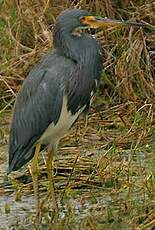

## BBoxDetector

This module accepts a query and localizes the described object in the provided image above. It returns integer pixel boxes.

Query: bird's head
[55,8,147,34]
[53,9,149,59]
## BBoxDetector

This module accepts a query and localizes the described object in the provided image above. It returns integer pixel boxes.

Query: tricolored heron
[8,9,146,216]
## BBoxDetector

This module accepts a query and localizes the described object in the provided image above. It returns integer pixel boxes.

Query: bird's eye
[79,16,86,23]
[80,16,97,24]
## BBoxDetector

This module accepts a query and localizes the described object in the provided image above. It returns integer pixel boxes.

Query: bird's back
[8,52,76,173]
[8,48,101,173]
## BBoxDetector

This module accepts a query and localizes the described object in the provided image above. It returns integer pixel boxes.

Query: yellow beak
[80,15,147,29]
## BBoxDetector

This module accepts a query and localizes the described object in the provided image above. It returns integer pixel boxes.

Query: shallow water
[0,114,154,229]
[0,141,153,229]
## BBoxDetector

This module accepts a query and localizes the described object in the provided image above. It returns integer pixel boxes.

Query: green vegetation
[0,0,155,229]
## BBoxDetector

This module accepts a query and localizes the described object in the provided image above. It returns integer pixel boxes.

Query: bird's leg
[84,114,88,131]
[46,147,59,216]
[30,143,41,215]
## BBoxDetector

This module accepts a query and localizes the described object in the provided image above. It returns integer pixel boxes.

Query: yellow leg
[46,147,59,216]
[30,143,41,215]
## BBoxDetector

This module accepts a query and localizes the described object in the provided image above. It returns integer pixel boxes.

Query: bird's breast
[38,96,84,146]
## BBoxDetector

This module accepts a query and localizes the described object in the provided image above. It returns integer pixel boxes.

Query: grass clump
[0,0,154,110]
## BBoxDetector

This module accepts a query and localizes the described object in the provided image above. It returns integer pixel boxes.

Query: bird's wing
[66,65,99,115]
[8,54,74,172]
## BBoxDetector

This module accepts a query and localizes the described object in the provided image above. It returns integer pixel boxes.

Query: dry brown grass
[0,0,154,110]
[1,107,155,229]
[0,1,155,228]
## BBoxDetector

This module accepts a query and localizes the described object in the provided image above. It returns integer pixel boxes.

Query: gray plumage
[8,9,103,173]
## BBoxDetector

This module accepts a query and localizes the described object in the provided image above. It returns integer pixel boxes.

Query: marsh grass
[0,0,155,229]
[1,108,155,229]
[0,1,154,108]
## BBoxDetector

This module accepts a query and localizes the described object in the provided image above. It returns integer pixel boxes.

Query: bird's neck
[53,24,98,64]
[53,24,103,79]
[53,28,80,62]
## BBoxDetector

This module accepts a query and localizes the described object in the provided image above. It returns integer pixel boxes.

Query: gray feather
[8,53,75,172]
